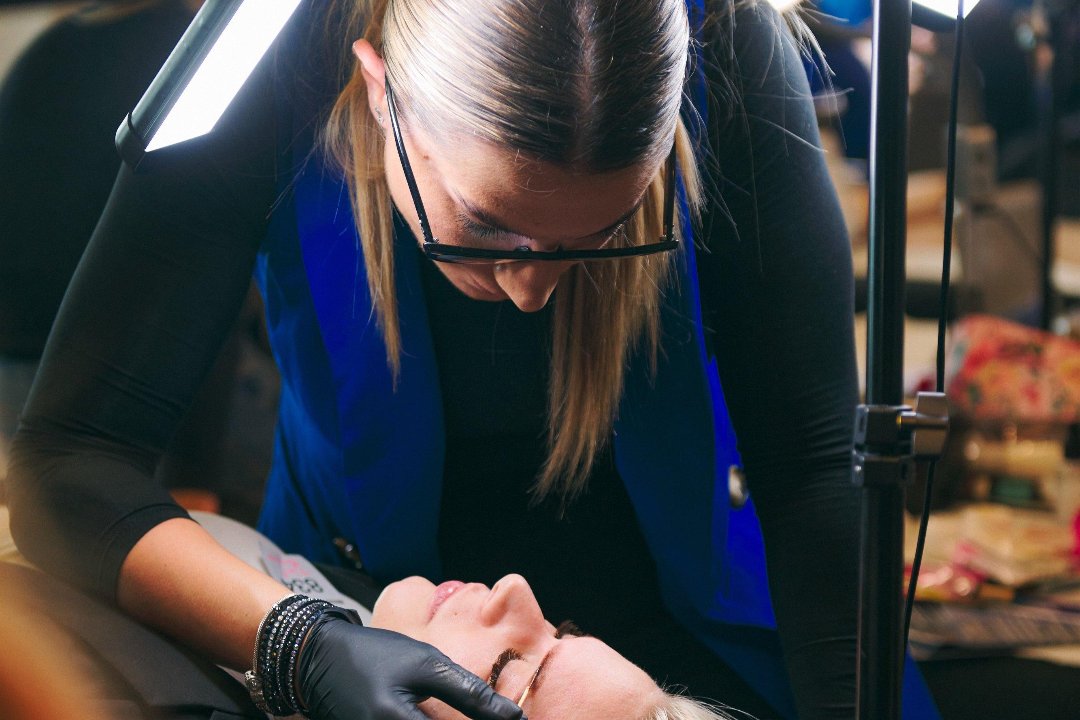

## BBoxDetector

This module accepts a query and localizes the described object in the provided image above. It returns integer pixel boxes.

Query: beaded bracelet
[246,594,333,716]
[278,600,330,713]
[248,594,303,714]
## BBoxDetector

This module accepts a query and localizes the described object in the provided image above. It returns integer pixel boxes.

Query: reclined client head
[371,574,736,720]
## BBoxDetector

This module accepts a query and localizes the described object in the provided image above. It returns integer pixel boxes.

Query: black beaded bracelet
[246,594,333,717]
[248,594,300,714]
[278,600,331,713]
[263,597,320,715]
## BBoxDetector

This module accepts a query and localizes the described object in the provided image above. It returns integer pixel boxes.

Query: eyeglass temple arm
[384,81,436,242]
[662,147,676,242]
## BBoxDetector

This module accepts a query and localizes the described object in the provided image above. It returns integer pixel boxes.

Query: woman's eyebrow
[518,641,567,707]
[488,648,523,687]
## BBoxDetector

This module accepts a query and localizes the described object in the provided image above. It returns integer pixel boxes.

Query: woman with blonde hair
[7,0,940,718]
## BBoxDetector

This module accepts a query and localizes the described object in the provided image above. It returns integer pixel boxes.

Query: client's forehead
[526,637,662,720]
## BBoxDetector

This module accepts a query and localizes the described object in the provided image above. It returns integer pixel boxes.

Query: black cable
[902,0,965,647]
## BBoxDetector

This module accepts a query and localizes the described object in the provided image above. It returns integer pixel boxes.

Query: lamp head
[116,0,302,169]
[913,0,980,19]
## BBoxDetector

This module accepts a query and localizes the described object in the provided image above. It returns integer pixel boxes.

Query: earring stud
[375,108,384,125]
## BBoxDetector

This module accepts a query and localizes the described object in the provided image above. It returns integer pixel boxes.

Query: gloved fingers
[413,653,524,720]
[296,621,523,720]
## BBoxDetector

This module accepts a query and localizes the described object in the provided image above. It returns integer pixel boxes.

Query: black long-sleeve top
[7,1,860,717]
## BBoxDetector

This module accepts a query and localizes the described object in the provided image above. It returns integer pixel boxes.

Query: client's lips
[429,580,465,619]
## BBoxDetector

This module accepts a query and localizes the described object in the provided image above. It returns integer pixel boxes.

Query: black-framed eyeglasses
[384,81,678,264]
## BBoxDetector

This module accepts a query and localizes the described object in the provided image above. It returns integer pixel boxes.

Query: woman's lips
[429,580,465,619]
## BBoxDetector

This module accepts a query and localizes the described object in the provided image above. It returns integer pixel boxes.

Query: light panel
[146,0,302,151]
[912,0,978,18]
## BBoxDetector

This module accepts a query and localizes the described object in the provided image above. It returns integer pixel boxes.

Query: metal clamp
[852,392,950,488]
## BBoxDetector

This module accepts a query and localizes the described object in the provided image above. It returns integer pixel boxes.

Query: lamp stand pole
[855,0,955,713]
[855,0,912,716]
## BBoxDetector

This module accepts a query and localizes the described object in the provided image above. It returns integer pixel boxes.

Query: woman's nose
[479,574,547,629]
[493,261,575,313]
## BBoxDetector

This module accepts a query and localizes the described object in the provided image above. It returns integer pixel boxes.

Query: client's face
[370,574,663,720]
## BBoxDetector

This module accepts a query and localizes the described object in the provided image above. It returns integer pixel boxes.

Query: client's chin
[369,575,435,629]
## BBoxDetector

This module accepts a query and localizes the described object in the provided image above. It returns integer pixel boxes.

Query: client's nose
[479,574,546,628]
[494,261,575,313]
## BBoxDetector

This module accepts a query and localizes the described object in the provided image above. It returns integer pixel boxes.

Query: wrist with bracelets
[245,594,362,716]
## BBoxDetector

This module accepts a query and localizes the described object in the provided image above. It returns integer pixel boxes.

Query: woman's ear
[352,40,386,123]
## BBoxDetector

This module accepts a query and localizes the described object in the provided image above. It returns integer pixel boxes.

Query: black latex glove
[297,614,525,720]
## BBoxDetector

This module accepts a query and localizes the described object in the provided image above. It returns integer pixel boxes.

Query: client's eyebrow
[457,195,643,242]
[516,642,566,708]
[488,648,523,688]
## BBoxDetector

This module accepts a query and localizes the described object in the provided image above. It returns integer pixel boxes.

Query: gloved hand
[297,614,525,720]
